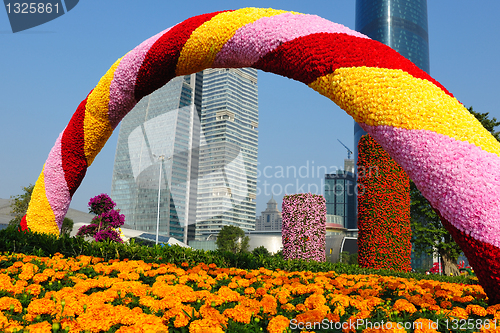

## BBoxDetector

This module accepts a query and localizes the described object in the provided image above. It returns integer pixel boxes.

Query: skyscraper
[111,73,203,243]
[196,68,259,240]
[354,0,430,223]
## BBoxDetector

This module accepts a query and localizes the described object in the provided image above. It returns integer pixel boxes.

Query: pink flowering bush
[77,194,124,243]
[281,193,326,262]
[88,193,117,215]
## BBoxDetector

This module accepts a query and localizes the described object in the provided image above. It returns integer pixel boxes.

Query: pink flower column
[282,193,326,262]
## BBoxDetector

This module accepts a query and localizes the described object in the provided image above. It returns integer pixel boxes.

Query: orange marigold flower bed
[0,253,492,332]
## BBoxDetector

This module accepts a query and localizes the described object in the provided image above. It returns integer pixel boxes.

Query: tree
[8,184,34,227]
[468,106,500,141]
[252,245,270,257]
[411,106,500,276]
[340,251,358,265]
[410,181,462,276]
[215,225,249,253]
[61,217,74,235]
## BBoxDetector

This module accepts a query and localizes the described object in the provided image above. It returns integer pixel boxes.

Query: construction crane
[337,139,353,159]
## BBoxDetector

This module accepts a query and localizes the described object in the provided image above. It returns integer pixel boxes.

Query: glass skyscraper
[355,0,429,73]
[111,73,203,243]
[196,68,258,240]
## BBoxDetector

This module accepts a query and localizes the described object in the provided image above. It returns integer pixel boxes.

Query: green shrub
[252,245,271,257]
[0,226,477,285]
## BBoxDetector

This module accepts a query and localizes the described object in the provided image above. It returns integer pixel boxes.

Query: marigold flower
[32,273,49,284]
[304,294,327,310]
[448,306,469,320]
[244,287,255,295]
[189,318,225,333]
[261,295,277,315]
[281,303,295,312]
[393,299,417,314]
[256,287,267,297]
[296,303,307,312]
[486,304,500,315]
[12,261,24,268]
[164,305,196,327]
[0,297,22,312]
[24,320,52,333]
[27,298,56,316]
[198,304,227,326]
[223,304,255,324]
[466,304,488,316]
[295,308,327,326]
[1,317,23,333]
[440,301,452,309]
[453,295,475,302]
[217,286,241,303]
[115,326,139,333]
[326,312,340,323]
[60,317,83,333]
[267,315,290,333]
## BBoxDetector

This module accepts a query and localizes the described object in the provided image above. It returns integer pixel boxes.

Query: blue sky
[1,1,499,217]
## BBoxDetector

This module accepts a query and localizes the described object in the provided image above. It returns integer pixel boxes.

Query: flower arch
[23,8,500,303]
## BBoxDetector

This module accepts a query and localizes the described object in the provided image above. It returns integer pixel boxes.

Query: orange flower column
[357,134,412,272]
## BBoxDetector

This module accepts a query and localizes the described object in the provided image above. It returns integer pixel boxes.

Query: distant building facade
[195,68,259,240]
[255,197,282,231]
[324,159,356,233]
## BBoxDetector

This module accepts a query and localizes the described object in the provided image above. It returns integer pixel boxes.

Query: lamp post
[154,155,165,245]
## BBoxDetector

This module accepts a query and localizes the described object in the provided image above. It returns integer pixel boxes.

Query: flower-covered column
[282,193,326,262]
[357,134,411,271]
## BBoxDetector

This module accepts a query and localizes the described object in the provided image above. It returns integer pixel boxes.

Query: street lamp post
[155,155,165,245]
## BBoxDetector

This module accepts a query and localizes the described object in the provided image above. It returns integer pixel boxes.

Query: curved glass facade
[356,0,429,73]
[111,73,203,243]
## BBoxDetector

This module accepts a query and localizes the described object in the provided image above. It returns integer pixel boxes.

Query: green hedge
[0,225,476,285]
